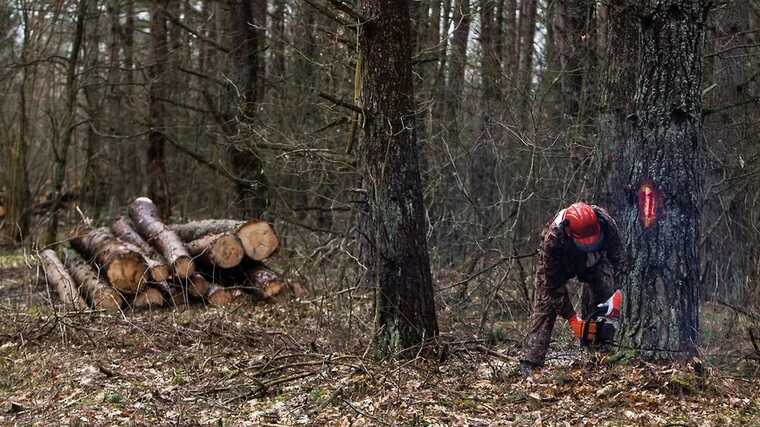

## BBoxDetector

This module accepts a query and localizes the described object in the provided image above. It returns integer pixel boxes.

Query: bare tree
[359,0,438,357]
[617,0,707,358]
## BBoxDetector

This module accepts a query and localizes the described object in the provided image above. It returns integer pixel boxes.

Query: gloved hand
[567,313,584,338]
[597,290,622,319]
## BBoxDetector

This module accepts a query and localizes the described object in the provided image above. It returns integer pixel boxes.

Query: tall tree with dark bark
[359,0,438,357]
[616,0,707,358]
[148,0,172,217]
[44,0,87,245]
[226,0,268,219]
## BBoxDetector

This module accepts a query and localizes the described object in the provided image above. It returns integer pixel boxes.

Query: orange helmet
[563,202,602,251]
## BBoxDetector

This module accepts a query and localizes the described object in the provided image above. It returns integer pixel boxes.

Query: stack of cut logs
[39,197,295,311]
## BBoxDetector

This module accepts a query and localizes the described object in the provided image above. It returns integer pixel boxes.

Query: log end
[208,286,243,306]
[92,289,124,311]
[133,287,165,309]
[186,273,209,298]
[173,256,196,279]
[211,234,245,268]
[106,253,148,293]
[149,264,172,283]
[238,221,279,261]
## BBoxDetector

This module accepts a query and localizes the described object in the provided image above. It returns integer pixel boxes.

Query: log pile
[40,197,296,312]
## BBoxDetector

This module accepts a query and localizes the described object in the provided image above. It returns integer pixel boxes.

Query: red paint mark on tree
[638,182,658,228]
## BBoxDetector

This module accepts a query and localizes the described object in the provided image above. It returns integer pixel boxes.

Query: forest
[0,0,759,424]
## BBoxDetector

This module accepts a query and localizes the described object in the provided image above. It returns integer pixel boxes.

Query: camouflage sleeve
[592,206,627,275]
[539,224,570,288]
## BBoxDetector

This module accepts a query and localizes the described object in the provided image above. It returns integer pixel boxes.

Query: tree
[359,0,438,357]
[225,0,268,219]
[44,0,87,245]
[617,0,707,358]
[148,0,172,217]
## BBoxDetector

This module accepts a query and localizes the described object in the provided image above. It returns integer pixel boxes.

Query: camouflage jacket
[536,205,626,288]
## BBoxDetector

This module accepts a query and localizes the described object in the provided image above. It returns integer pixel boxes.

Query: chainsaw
[578,294,620,347]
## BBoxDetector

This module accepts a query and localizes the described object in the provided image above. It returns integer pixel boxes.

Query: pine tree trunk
[226,0,268,219]
[128,197,195,278]
[148,0,172,217]
[359,0,439,357]
[617,0,706,358]
[45,0,87,245]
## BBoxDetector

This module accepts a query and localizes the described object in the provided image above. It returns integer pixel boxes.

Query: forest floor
[1,248,759,426]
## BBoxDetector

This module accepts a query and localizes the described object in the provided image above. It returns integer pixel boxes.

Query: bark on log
[207,284,244,306]
[129,197,195,278]
[186,232,244,268]
[199,260,287,301]
[64,249,124,311]
[111,216,171,282]
[170,219,278,260]
[172,273,210,299]
[132,287,165,309]
[39,249,88,309]
[70,225,148,293]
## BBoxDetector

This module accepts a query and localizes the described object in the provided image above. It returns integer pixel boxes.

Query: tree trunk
[226,0,268,219]
[65,249,124,311]
[472,0,501,238]
[445,0,470,127]
[186,232,245,269]
[701,0,754,302]
[516,0,537,112]
[39,249,88,310]
[271,0,286,80]
[4,5,32,244]
[359,0,439,357]
[594,2,638,217]
[170,219,278,260]
[45,0,87,245]
[617,0,706,358]
[111,216,171,282]
[253,0,267,102]
[129,197,195,278]
[148,0,172,217]
[70,226,148,294]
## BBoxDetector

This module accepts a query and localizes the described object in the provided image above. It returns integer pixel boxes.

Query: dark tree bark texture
[226,0,268,219]
[359,0,438,357]
[617,0,706,358]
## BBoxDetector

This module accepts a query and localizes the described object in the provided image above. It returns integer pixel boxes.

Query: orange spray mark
[638,182,657,228]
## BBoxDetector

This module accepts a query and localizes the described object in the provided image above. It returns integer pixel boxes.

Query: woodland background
[0,0,760,424]
[1,0,758,306]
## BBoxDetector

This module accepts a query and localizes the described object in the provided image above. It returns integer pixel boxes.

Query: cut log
[128,197,195,278]
[186,232,244,268]
[185,232,244,270]
[39,249,88,310]
[132,287,165,309]
[64,249,124,311]
[200,260,287,301]
[70,225,148,293]
[111,216,171,282]
[173,273,210,299]
[170,219,278,260]
[241,263,286,299]
[207,284,244,306]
